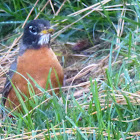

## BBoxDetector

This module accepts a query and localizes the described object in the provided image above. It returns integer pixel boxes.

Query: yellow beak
[40,28,54,34]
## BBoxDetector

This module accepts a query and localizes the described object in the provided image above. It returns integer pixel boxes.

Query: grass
[0,0,140,139]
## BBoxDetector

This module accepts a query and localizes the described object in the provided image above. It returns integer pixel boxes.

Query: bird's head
[22,19,54,49]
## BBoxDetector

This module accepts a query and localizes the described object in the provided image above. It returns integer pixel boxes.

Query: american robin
[1,19,64,111]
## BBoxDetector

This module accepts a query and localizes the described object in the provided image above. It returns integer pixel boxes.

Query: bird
[1,19,64,111]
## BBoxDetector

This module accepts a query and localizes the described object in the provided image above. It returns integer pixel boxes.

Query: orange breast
[5,47,64,109]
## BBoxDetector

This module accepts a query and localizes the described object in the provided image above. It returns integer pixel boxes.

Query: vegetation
[0,0,140,139]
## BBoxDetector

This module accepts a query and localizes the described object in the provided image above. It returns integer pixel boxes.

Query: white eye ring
[29,26,37,35]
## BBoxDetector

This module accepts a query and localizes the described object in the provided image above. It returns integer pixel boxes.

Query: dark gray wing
[2,41,27,106]
[1,59,17,105]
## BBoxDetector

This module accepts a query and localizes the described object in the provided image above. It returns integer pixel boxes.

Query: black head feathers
[22,19,52,49]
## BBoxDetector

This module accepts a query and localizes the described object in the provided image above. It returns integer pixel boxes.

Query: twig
[55,0,67,16]
[22,0,40,28]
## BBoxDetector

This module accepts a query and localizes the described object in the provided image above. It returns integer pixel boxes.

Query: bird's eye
[29,26,38,35]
